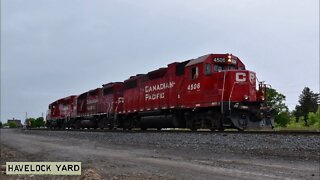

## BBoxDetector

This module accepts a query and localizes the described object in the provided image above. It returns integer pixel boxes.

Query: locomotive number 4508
[187,83,200,91]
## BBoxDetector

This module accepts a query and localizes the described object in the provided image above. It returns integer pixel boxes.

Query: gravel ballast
[21,129,320,159]
[1,129,319,180]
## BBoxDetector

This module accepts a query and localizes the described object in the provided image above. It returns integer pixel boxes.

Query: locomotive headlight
[261,96,265,101]
[227,55,232,63]
[244,95,249,100]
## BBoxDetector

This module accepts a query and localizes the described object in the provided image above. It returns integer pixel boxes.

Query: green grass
[274,126,320,132]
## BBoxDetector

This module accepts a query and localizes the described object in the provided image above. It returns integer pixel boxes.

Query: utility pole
[25,112,28,126]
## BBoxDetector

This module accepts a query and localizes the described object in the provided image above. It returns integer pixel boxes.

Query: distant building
[7,118,23,128]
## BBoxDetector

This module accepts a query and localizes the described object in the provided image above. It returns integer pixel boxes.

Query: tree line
[267,87,320,128]
[0,117,45,128]
[25,117,46,128]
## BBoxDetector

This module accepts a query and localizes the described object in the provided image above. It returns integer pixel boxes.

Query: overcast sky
[1,0,319,122]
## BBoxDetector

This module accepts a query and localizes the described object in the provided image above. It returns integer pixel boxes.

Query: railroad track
[23,128,320,135]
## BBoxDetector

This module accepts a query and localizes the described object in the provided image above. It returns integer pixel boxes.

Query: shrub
[275,112,290,127]
[8,122,17,128]
[308,108,320,129]
[287,116,305,128]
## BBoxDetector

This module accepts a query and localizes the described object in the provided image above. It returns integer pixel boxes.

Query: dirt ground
[0,129,319,180]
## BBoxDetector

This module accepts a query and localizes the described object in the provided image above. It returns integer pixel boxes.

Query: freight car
[46,53,274,131]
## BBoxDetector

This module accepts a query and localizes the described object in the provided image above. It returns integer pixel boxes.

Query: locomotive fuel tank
[80,119,96,128]
[140,115,176,128]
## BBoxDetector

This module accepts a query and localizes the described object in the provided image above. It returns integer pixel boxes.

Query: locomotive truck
[46,53,274,131]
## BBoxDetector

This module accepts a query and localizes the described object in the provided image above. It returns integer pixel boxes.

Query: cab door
[180,64,202,108]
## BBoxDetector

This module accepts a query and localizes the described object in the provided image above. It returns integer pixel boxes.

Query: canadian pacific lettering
[144,81,175,101]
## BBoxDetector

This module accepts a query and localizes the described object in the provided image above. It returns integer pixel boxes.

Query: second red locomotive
[46,53,274,131]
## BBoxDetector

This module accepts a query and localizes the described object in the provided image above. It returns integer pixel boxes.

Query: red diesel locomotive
[47,95,77,128]
[46,54,274,130]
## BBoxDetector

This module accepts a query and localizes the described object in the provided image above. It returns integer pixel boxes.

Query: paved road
[1,129,319,179]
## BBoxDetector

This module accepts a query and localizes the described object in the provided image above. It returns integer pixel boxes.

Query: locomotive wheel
[141,127,147,131]
[97,119,105,130]
[74,121,81,129]
[123,126,131,131]
[157,128,161,131]
[212,113,223,130]
[218,127,225,131]
[187,119,197,131]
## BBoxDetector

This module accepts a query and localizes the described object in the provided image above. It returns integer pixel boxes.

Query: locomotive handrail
[106,103,111,118]
[114,99,121,126]
[229,81,247,110]
[229,81,238,110]
[221,71,227,114]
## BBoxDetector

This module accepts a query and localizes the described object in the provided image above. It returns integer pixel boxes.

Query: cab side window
[205,63,212,75]
[190,66,199,79]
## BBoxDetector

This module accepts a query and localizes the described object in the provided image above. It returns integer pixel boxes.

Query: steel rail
[23,128,320,135]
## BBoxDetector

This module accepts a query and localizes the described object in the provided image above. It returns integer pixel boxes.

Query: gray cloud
[1,0,319,121]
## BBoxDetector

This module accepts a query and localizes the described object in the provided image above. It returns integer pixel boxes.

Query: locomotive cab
[182,54,274,130]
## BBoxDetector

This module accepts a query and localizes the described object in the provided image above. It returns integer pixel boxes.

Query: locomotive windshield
[214,65,223,71]
[214,64,238,72]
[227,65,236,70]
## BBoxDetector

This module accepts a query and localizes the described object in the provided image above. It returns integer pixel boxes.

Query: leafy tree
[26,118,36,128]
[295,87,319,125]
[35,117,45,127]
[26,117,45,128]
[266,87,289,127]
[266,87,288,114]
[274,111,290,127]
[8,121,17,128]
